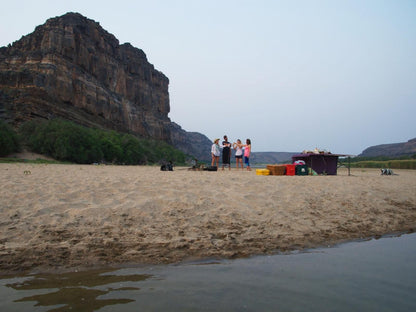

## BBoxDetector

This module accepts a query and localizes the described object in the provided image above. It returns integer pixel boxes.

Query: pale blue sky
[1,0,415,154]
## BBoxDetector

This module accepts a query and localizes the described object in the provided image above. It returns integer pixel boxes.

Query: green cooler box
[295,165,308,176]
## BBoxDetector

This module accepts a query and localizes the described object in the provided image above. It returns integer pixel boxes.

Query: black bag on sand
[203,166,217,171]
[160,162,173,171]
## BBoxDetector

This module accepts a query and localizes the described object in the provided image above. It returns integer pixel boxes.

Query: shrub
[350,159,416,170]
[0,121,19,156]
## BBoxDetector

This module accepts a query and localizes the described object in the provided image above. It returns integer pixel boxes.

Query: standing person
[233,139,244,170]
[222,135,232,170]
[244,138,251,171]
[211,138,220,167]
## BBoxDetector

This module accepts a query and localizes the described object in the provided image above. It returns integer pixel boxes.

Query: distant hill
[251,151,297,164]
[359,138,416,158]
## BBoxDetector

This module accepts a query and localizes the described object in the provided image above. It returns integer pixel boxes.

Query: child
[243,139,251,171]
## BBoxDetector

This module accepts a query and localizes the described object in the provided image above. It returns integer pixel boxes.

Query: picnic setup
[257,149,351,176]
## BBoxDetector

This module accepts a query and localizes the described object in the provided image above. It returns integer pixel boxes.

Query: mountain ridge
[358,138,416,158]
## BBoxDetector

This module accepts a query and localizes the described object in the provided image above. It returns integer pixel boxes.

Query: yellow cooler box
[256,169,270,176]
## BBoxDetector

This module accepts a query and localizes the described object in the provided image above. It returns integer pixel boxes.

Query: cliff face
[0,12,172,141]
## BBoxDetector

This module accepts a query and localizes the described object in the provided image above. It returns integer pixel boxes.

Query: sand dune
[1,164,415,274]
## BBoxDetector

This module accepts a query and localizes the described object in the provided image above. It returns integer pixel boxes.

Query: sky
[1,0,415,154]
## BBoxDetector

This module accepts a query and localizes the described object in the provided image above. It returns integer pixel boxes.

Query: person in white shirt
[232,139,244,170]
[211,138,220,167]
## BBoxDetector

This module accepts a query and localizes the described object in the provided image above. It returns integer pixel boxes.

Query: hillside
[359,138,416,158]
[251,151,297,164]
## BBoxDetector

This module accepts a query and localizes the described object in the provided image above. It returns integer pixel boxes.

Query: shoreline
[1,164,415,275]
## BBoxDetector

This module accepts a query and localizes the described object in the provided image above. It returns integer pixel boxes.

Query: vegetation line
[0,119,187,165]
[2,120,414,168]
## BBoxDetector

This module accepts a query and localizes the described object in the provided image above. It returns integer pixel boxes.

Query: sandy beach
[1,163,415,274]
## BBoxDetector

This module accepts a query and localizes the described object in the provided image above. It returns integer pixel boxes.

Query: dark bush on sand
[0,120,20,157]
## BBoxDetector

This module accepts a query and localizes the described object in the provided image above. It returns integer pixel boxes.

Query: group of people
[211,135,251,171]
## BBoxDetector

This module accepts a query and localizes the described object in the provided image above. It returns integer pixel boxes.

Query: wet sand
[0,164,415,274]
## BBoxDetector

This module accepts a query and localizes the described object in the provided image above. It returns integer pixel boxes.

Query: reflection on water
[5,269,150,289]
[2,269,150,312]
[15,287,133,312]
[1,233,416,311]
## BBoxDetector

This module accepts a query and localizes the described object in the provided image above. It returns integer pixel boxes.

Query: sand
[1,163,415,274]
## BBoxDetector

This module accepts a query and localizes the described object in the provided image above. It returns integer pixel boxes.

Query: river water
[1,233,415,312]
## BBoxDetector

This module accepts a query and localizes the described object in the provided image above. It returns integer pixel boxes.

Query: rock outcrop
[0,12,212,160]
[169,122,212,162]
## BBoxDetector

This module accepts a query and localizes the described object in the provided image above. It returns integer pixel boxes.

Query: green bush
[18,119,187,165]
[350,159,416,170]
[0,121,20,156]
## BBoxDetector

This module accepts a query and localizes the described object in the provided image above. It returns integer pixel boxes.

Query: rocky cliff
[0,12,211,161]
[359,138,416,158]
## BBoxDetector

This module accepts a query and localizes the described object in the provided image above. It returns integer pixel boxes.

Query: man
[222,135,232,170]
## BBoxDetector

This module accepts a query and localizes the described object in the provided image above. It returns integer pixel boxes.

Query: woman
[211,138,220,167]
[233,139,244,170]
